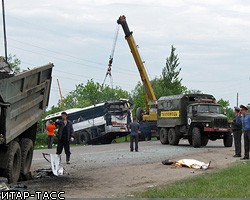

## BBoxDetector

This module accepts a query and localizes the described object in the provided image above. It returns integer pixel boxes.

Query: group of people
[232,104,250,159]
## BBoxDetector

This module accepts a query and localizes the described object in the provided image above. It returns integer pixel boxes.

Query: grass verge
[133,161,250,198]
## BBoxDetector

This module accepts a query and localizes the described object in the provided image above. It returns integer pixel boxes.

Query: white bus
[44,99,133,144]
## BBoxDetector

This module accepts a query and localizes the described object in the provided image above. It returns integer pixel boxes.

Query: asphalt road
[32,139,226,169]
[21,138,241,198]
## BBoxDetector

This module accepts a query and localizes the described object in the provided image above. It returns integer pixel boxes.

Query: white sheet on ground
[50,154,63,176]
[175,159,211,170]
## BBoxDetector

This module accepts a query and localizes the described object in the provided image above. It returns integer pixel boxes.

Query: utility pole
[57,79,63,106]
[2,0,7,60]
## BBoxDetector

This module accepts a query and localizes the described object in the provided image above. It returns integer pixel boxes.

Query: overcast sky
[3,0,250,108]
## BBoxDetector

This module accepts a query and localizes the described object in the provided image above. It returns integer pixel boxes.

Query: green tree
[61,79,131,109]
[161,45,187,95]
[7,54,21,72]
[217,98,230,112]
[217,98,234,120]
[131,82,145,115]
[131,45,187,113]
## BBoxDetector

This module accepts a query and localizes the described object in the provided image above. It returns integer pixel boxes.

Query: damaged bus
[44,99,133,144]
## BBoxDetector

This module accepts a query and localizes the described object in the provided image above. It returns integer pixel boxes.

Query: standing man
[56,112,74,164]
[232,107,242,157]
[47,120,56,149]
[240,105,250,160]
[129,118,140,152]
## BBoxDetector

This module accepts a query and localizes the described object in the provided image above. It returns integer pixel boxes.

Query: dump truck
[157,93,232,148]
[0,58,53,183]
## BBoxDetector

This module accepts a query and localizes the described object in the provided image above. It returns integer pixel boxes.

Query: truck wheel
[20,138,33,180]
[168,128,179,145]
[201,134,209,146]
[192,127,201,148]
[78,131,90,145]
[5,141,21,183]
[159,128,169,144]
[223,133,233,147]
[136,107,144,121]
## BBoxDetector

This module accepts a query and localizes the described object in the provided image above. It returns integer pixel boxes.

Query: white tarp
[175,159,211,170]
[50,154,63,176]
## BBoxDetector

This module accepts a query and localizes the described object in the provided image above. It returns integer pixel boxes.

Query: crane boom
[117,15,156,103]
[117,15,158,139]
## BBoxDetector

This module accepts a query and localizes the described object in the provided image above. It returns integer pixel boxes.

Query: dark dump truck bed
[0,63,53,183]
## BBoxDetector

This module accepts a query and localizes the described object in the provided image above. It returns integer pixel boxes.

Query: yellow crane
[117,15,158,139]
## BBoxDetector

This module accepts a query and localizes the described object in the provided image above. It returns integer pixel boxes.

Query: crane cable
[102,24,120,89]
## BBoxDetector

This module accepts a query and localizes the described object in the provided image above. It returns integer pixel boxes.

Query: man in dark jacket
[56,112,74,164]
[232,107,242,157]
[129,118,140,152]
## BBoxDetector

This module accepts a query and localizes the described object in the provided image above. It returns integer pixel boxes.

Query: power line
[8,37,140,75]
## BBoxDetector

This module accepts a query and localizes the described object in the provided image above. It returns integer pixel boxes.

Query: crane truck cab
[157,93,232,148]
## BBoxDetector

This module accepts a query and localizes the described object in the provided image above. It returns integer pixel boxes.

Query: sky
[3,0,250,108]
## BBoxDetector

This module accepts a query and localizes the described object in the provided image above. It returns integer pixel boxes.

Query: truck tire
[223,133,233,147]
[4,141,21,183]
[78,131,90,145]
[192,127,201,148]
[20,138,34,179]
[201,134,209,146]
[168,128,179,145]
[136,107,144,121]
[159,128,169,144]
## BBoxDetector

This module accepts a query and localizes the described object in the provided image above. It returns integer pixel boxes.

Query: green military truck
[0,59,53,183]
[157,93,232,148]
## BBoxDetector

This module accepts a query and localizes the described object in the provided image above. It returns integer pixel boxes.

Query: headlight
[206,123,209,127]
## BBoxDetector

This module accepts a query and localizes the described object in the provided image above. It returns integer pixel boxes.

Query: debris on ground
[162,158,211,170]
[0,182,9,191]
[33,168,54,179]
[0,182,28,192]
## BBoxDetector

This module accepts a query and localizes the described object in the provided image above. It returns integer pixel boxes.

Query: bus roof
[44,102,106,121]
[43,99,132,121]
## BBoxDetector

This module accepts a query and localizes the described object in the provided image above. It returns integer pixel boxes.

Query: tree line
[44,45,236,121]
[7,46,236,133]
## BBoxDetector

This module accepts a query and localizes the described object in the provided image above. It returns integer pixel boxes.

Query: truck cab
[157,93,232,148]
[186,103,231,147]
